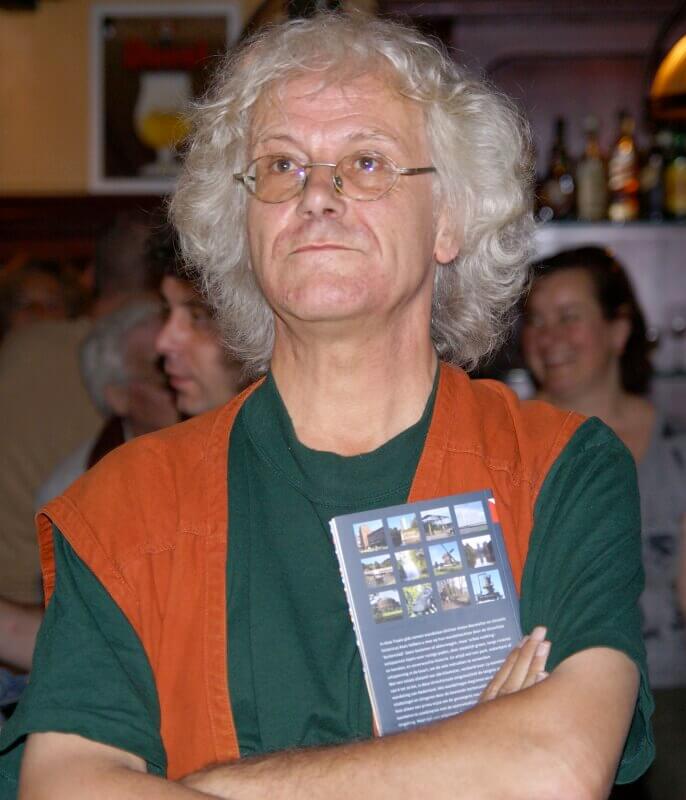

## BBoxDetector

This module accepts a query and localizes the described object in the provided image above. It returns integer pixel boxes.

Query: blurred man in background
[0,297,178,678]
[37,296,179,507]
[149,224,244,415]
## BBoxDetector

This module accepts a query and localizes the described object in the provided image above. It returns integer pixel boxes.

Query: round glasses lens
[337,152,396,199]
[250,155,304,202]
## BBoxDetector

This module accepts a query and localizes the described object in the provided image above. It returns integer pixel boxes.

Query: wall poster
[90,3,240,193]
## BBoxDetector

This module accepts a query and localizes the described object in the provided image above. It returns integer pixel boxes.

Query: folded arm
[19,733,214,800]
[183,645,637,800]
[18,644,636,800]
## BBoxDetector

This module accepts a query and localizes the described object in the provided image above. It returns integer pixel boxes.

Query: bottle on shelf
[607,110,640,223]
[576,115,607,221]
[538,116,576,221]
[664,132,686,220]
[639,130,669,221]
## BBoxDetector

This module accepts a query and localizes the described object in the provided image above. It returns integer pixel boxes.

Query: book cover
[330,489,521,735]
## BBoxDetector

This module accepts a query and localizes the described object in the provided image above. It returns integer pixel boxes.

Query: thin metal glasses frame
[232,152,436,203]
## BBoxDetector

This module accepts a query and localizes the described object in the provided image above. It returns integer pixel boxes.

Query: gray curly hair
[171,11,534,377]
[80,298,162,416]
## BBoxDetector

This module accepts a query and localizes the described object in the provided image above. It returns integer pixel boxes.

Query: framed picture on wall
[90,3,240,194]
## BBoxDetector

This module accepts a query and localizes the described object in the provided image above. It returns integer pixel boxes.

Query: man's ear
[434,207,461,265]
[103,383,129,418]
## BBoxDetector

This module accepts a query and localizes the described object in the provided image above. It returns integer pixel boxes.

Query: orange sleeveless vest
[36,364,583,779]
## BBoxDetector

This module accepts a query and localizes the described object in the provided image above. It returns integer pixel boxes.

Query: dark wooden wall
[0,195,163,264]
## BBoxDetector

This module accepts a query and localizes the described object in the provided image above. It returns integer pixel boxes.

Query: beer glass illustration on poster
[90,4,239,193]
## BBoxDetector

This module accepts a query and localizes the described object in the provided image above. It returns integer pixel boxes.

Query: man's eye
[190,308,213,327]
[269,157,298,174]
[353,154,384,173]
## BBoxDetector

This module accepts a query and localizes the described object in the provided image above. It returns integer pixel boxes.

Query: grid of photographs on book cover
[353,498,506,624]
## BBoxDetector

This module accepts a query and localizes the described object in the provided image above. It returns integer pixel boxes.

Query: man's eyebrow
[253,130,403,150]
[345,130,402,146]
[162,296,211,313]
[184,298,212,312]
[252,133,301,149]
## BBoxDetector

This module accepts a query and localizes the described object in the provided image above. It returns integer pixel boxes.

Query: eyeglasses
[233,151,436,203]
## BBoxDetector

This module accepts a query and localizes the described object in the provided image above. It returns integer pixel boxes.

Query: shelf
[654,371,686,380]
[539,220,686,228]
[535,221,686,250]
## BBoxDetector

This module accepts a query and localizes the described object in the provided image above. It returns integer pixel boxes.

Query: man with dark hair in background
[148,223,244,416]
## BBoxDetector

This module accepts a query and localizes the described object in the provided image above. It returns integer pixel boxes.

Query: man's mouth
[291,243,352,254]
[167,373,193,390]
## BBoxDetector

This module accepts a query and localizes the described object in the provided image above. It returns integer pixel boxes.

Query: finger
[480,626,550,701]
[520,640,551,690]
[480,628,540,701]
[479,642,523,701]
[500,626,547,694]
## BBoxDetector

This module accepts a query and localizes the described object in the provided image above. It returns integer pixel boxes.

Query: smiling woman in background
[521,245,686,800]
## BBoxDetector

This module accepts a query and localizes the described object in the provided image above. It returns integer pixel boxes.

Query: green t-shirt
[226,371,437,754]
[0,374,654,796]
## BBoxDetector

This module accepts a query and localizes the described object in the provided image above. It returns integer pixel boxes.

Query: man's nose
[296,164,346,218]
[155,316,183,356]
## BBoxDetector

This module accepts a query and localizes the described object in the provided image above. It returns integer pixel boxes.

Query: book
[330,489,521,735]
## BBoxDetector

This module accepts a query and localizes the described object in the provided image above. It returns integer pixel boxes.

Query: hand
[479,625,550,702]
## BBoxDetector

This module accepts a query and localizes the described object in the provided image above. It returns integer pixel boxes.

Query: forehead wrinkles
[248,74,429,155]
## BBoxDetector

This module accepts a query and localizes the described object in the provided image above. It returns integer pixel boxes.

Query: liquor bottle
[665,132,686,220]
[576,116,607,221]
[607,111,640,222]
[538,117,576,221]
[640,130,669,221]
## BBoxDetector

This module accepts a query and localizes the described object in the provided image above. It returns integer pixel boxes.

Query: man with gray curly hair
[1,12,652,800]
[0,300,179,680]
[35,298,180,508]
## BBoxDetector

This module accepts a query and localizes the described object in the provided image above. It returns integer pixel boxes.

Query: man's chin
[179,392,229,417]
[283,292,376,325]
[177,394,204,418]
